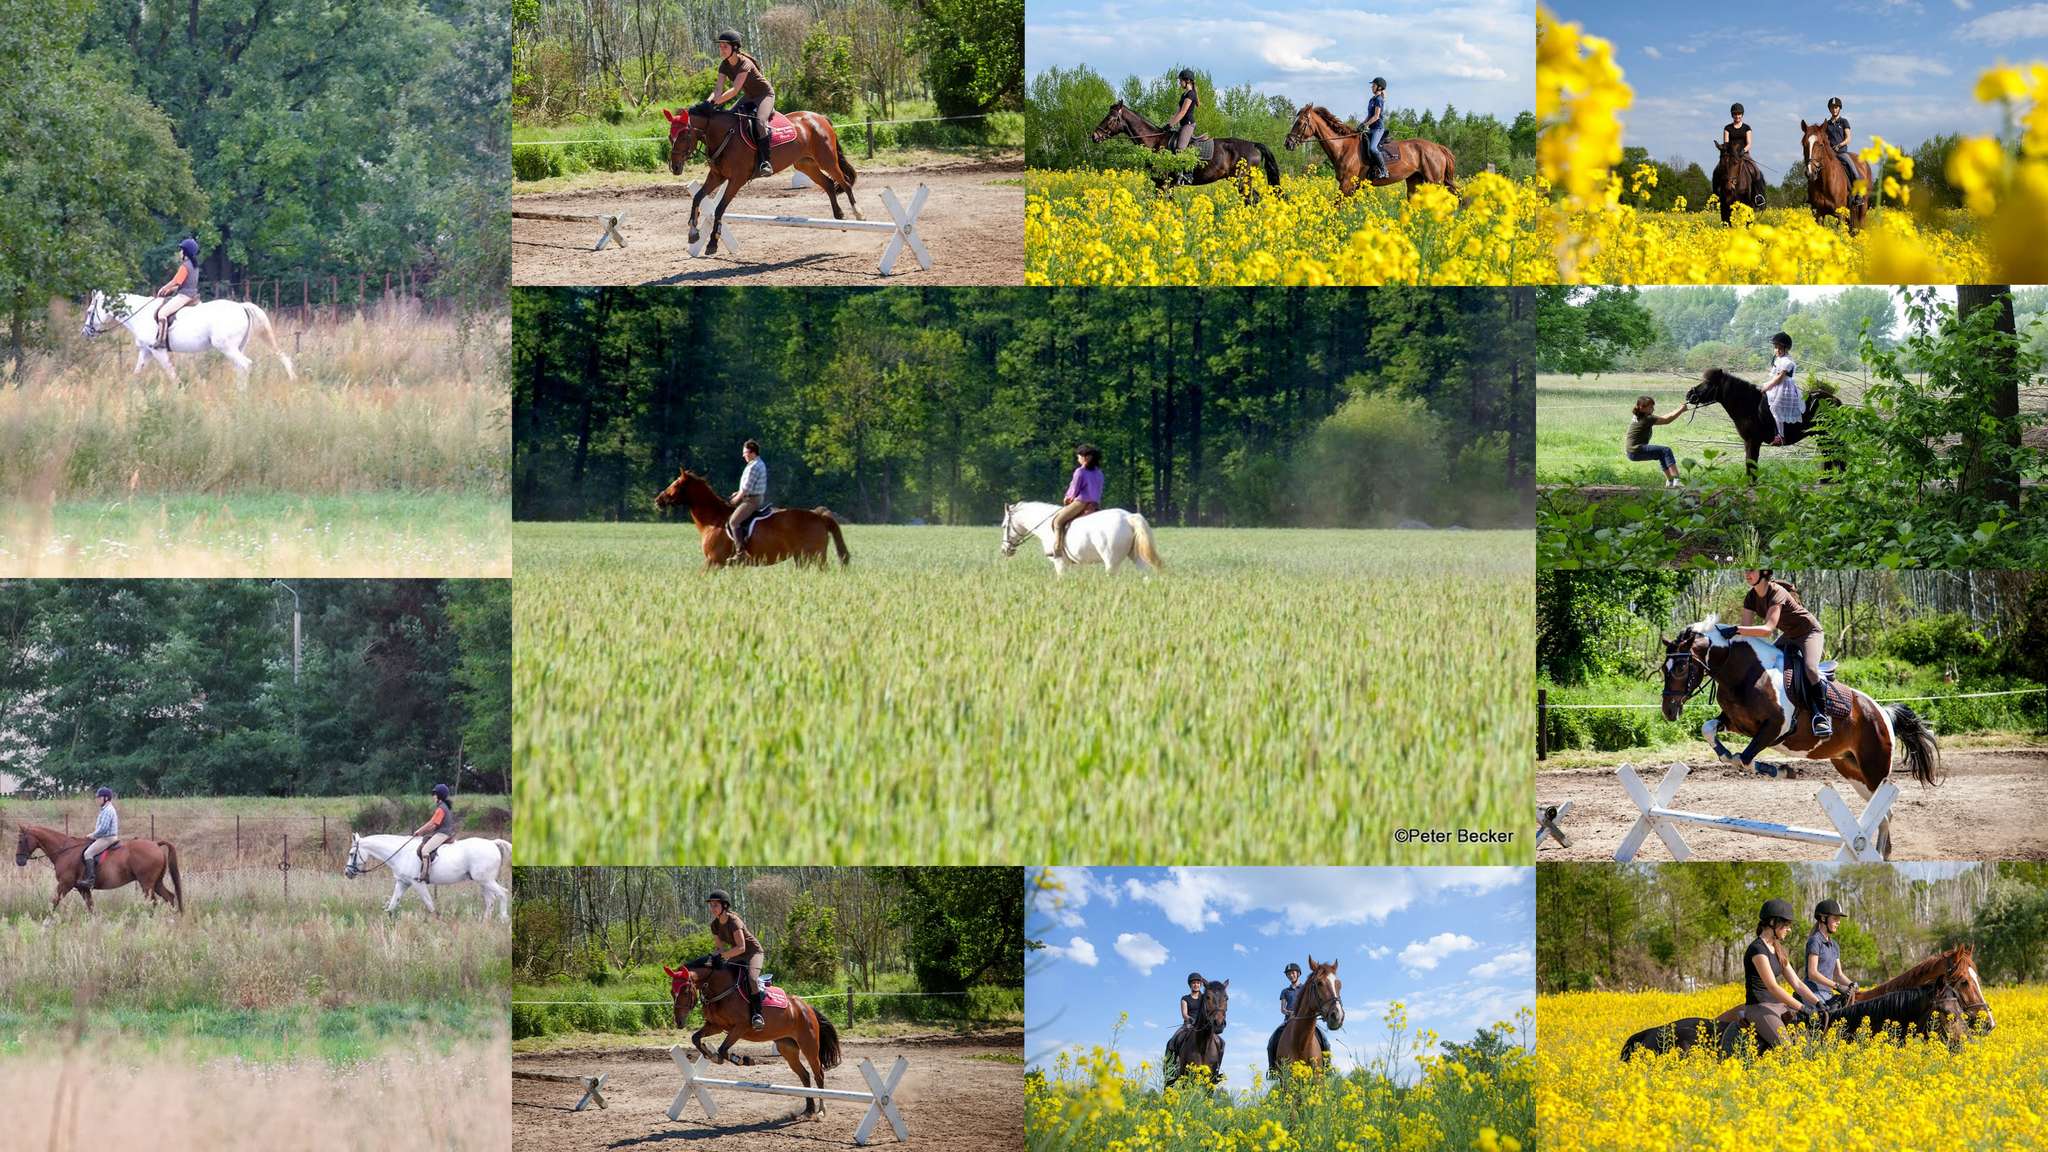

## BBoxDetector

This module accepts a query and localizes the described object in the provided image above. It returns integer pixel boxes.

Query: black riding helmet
[179,237,199,260]
[1371,77,1387,90]
[1177,68,1195,83]
[717,29,742,47]
[1815,898,1846,920]
[1827,97,1843,111]
[707,888,734,908]
[96,787,114,800]
[1759,898,1796,927]
[1730,102,1744,116]
[433,783,450,801]
[1284,962,1301,976]
[1186,971,1204,986]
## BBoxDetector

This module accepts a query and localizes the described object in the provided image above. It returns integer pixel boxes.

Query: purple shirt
[1065,465,1103,503]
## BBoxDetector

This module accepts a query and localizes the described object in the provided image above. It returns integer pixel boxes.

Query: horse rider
[1736,567,1833,741]
[153,237,202,350]
[1362,77,1389,180]
[1821,97,1862,197]
[1805,899,1857,999]
[1722,103,1764,203]
[80,786,119,889]
[1166,70,1200,153]
[1731,898,1826,1053]
[1271,961,1331,1063]
[412,783,457,882]
[728,439,768,559]
[710,31,777,177]
[1758,330,1803,447]
[1050,444,1103,561]
[1167,971,1206,1057]
[708,889,768,1030]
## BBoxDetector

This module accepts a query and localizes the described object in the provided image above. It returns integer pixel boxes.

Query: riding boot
[155,317,171,350]
[753,131,773,178]
[749,989,766,1031]
[1808,678,1834,739]
[79,855,97,890]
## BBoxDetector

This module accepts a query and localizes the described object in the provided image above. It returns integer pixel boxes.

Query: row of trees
[1619,132,1971,213]
[1027,65,1537,179]
[0,580,510,797]
[1538,862,2048,992]
[512,287,1534,528]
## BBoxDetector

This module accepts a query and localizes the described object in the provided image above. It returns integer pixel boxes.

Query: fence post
[151,813,155,840]
[302,276,310,323]
[280,833,291,899]
[847,986,854,1026]
[322,815,328,852]
[236,813,242,856]
[866,116,874,160]
[1537,688,1548,762]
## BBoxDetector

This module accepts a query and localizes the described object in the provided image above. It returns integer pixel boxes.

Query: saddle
[733,104,800,145]
[734,504,776,544]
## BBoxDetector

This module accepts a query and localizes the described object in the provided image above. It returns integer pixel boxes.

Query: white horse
[82,290,296,383]
[343,833,512,920]
[1000,501,1164,575]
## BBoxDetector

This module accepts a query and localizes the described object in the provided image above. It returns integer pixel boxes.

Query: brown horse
[666,960,843,1120]
[1711,140,1768,223]
[1662,618,1939,857]
[653,468,850,568]
[1284,106,1459,198]
[1851,945,1994,1029]
[1800,120,1870,234]
[1090,102,1281,198]
[1269,956,1343,1076]
[1164,978,1228,1087]
[664,102,859,258]
[14,823,184,914]
[1702,944,1994,1054]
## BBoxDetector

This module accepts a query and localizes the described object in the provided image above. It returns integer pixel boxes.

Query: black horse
[1620,1017,1725,1060]
[1091,102,1281,199]
[1164,979,1229,1086]
[1711,140,1767,223]
[1686,367,1843,480]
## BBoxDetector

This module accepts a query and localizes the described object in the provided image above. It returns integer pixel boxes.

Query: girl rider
[1167,971,1206,1057]
[708,889,768,1030]
[1736,568,1833,740]
[80,786,118,889]
[1732,898,1827,1053]
[710,31,777,178]
[1363,78,1389,179]
[413,783,458,883]
[1271,961,1331,1063]
[154,237,201,350]
[1806,898,1857,997]
[1759,331,1802,446]
[1166,70,1199,153]
[1722,103,1764,206]
[1050,444,1103,562]
[1821,97,1862,196]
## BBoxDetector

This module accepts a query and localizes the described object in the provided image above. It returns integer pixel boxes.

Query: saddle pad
[764,112,799,145]
[748,506,776,528]
[761,985,790,1010]
[1194,137,1215,164]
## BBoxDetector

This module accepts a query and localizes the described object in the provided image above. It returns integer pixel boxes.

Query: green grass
[1537,372,1830,486]
[515,523,1532,864]
[513,968,1021,1042]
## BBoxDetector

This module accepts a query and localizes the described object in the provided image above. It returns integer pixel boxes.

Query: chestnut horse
[1090,102,1280,197]
[1284,106,1459,197]
[653,468,849,568]
[1800,120,1870,234]
[1269,956,1343,1076]
[14,823,184,914]
[1662,617,1939,857]
[1165,978,1228,1086]
[666,960,843,1120]
[1686,368,1842,479]
[664,103,859,258]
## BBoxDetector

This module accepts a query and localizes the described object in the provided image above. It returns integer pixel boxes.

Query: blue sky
[1550,0,2036,172]
[1025,867,1535,1084]
[1027,0,1535,122]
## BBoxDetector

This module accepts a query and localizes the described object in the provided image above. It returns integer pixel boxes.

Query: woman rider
[80,786,118,889]
[412,783,458,882]
[1362,77,1389,179]
[710,31,777,177]
[1821,97,1861,195]
[1732,897,1826,1053]
[153,237,201,350]
[1805,898,1856,998]
[1721,103,1764,206]
[1167,971,1206,1060]
[1050,444,1104,561]
[1735,568,1832,739]
[1267,961,1331,1069]
[1166,70,1199,153]
[708,889,769,1030]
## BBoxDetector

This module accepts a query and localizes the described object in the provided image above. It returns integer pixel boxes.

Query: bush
[1881,612,1990,666]
[512,147,559,182]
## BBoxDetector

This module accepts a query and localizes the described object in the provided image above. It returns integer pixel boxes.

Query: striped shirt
[737,458,767,499]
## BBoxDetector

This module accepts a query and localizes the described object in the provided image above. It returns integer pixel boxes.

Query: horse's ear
[1327,959,1338,973]
[1305,954,1316,967]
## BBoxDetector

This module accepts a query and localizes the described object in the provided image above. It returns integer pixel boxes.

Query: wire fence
[513,110,1000,163]
[1534,684,2048,758]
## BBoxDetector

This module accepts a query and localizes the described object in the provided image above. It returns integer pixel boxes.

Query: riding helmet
[179,237,200,259]
[707,889,734,906]
[1827,97,1842,110]
[1371,77,1386,89]
[716,29,742,46]
[95,787,114,799]
[1186,971,1204,985]
[1760,898,1796,925]
[1730,103,1744,116]
[1814,899,1846,920]
[433,783,450,800]
[1284,962,1302,976]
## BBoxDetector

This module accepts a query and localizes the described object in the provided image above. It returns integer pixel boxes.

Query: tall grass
[515,524,1533,864]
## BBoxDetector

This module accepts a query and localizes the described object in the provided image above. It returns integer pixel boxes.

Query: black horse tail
[1257,143,1281,188]
[1888,704,1940,786]
[835,132,858,189]
[815,507,849,566]
[816,1010,843,1070]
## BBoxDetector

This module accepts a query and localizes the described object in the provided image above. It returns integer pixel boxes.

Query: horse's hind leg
[774,1036,821,1117]
[792,158,847,220]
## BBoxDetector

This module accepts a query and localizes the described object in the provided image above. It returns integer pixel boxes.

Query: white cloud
[1123,868,1524,935]
[1859,53,1952,82]
[1115,932,1170,976]
[1233,943,1250,955]
[1643,46,1663,59]
[1469,947,1535,980]
[1953,0,1974,9]
[1259,30,1355,77]
[1399,932,1478,973]
[1959,3,2048,42]
[1364,945,1391,960]
[1032,867,1119,929]
[1044,936,1099,967]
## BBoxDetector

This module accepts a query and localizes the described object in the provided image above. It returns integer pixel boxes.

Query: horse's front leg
[386,879,405,915]
[132,346,151,375]
[151,348,178,383]
[705,178,747,257]
[689,171,727,251]
[1703,716,1740,764]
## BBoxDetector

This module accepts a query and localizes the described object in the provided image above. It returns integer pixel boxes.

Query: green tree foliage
[1536,286,1658,375]
[886,867,1024,992]
[794,28,858,114]
[780,892,842,983]
[1535,570,1684,684]
[903,0,1024,118]
[0,580,510,796]
[445,581,513,789]
[513,287,1534,528]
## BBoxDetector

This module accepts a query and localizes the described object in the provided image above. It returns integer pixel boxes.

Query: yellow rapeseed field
[1537,985,2048,1151]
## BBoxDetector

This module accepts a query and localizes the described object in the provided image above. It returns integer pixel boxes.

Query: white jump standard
[668,1046,910,1145]
[512,1068,609,1111]
[1613,761,1898,863]
[511,210,628,251]
[688,185,932,276]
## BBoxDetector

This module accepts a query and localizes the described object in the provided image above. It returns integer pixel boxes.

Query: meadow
[0,308,510,576]
[515,524,1532,864]
[1536,984,2048,1151]
[1537,371,1836,486]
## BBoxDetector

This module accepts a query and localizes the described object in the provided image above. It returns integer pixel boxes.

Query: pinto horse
[1800,120,1870,234]
[666,960,843,1120]
[664,103,859,258]
[1090,102,1281,198]
[1711,140,1767,223]
[14,823,184,914]
[1165,979,1228,1086]
[1686,368,1843,479]
[1270,956,1343,1076]
[1662,617,1939,857]
[1284,106,1459,198]
[654,468,849,568]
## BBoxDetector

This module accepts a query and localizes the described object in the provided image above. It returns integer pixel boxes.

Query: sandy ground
[512,159,1023,286]
[1537,748,2048,861]
[513,1032,1022,1151]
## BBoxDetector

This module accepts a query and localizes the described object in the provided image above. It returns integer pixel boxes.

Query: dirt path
[513,1032,1022,1151]
[513,159,1022,286]
[1537,748,2048,861]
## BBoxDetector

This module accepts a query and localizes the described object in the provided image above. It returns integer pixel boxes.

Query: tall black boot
[753,131,773,178]
[80,855,97,890]
[749,989,766,1030]
[1808,677,1833,738]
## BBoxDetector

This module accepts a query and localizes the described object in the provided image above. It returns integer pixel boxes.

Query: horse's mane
[1861,946,1969,998]
[678,470,732,512]
[1301,106,1358,136]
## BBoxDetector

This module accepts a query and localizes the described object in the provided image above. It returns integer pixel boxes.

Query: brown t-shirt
[719,53,774,100]
[713,911,762,957]
[1744,581,1819,641]
[1626,413,1654,453]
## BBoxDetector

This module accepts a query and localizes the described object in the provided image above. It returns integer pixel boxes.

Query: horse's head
[1939,945,1995,1034]
[999,503,1024,556]
[1799,120,1826,179]
[664,964,701,1027]
[1283,106,1317,151]
[82,290,111,338]
[1298,956,1344,1030]
[1686,369,1730,408]
[1199,978,1230,1031]
[13,823,31,867]
[342,833,364,878]
[656,468,708,511]
[664,107,703,176]
[1660,622,1717,721]
[1090,102,1130,144]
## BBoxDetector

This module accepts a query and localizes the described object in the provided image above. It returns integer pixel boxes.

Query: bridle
[1662,630,1716,712]
[1000,504,1058,557]
[1283,107,1332,151]
[342,834,419,878]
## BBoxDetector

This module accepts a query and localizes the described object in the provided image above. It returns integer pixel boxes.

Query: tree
[1536,286,1657,375]
[902,0,1023,118]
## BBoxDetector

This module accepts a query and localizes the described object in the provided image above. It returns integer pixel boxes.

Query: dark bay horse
[664,103,858,258]
[1662,618,1939,857]
[654,468,849,568]
[1165,978,1228,1086]
[1284,106,1459,198]
[1711,140,1766,223]
[1269,956,1343,1076]
[1800,120,1870,234]
[15,823,184,913]
[1686,368,1843,479]
[666,960,843,1120]
[1090,102,1280,197]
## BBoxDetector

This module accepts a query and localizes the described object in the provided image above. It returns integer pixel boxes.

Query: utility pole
[271,581,301,682]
